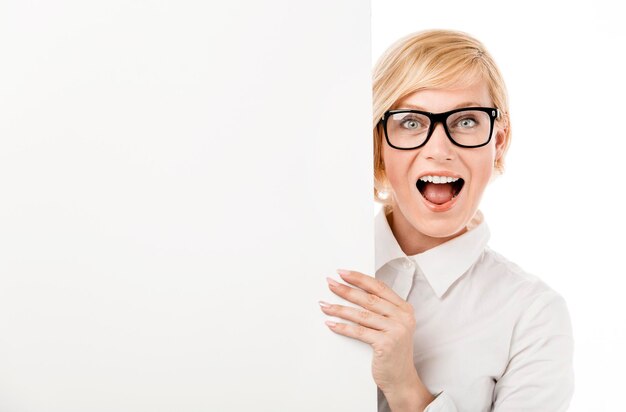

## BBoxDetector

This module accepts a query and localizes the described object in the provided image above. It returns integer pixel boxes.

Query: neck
[387,204,466,255]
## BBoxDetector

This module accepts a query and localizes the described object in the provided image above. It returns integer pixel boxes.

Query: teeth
[419,175,460,184]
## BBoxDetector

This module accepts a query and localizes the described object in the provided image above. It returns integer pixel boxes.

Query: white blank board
[0,1,375,410]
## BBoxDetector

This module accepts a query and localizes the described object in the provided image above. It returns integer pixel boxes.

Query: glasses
[380,107,500,150]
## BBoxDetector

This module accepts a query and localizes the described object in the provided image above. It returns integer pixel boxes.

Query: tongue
[422,182,455,205]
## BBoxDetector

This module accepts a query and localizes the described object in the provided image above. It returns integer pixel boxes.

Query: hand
[320,269,432,409]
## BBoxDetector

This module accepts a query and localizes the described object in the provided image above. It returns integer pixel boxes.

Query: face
[382,80,506,251]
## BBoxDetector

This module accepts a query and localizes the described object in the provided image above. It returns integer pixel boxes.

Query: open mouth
[416,175,465,205]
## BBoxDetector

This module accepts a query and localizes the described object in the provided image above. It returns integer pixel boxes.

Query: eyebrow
[395,101,484,111]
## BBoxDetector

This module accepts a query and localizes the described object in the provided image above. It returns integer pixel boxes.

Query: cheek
[470,144,497,179]
[469,157,496,188]
[383,150,414,188]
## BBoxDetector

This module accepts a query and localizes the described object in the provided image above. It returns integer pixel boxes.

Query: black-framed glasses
[380,107,500,150]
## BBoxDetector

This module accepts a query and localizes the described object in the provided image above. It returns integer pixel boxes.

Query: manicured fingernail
[318,300,331,308]
[336,269,350,276]
[325,321,337,328]
[326,277,340,287]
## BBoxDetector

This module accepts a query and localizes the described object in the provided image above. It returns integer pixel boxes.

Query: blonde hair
[373,29,511,208]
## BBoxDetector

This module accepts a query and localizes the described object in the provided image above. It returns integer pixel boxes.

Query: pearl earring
[377,188,390,200]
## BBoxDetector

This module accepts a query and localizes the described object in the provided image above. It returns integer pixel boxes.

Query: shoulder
[476,247,574,353]
[471,247,569,326]
[475,246,570,315]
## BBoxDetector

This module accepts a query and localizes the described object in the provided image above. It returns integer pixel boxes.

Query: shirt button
[402,258,414,269]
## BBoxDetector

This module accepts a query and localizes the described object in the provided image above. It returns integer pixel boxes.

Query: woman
[319,30,574,411]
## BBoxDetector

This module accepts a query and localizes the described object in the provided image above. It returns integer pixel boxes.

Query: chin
[411,216,469,239]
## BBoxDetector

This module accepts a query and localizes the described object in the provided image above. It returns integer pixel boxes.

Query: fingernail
[326,277,340,287]
[325,321,337,328]
[318,300,331,308]
[336,269,350,276]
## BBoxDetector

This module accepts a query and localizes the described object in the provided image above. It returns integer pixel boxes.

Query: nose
[421,122,455,161]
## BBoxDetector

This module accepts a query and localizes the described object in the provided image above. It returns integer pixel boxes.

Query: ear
[494,121,509,163]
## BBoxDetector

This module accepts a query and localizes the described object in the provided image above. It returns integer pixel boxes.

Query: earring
[376,187,391,200]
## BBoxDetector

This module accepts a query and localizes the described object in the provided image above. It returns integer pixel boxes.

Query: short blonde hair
[373,29,511,207]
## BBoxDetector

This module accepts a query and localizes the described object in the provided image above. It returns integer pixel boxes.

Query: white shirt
[375,208,574,412]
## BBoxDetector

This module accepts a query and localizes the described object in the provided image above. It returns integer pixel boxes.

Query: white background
[373,1,626,411]
[0,1,375,411]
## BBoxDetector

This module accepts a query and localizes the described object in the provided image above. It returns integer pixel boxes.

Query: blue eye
[390,112,429,134]
[451,117,478,129]
[402,119,422,130]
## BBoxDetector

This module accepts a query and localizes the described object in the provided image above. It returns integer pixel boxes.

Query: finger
[337,269,408,308]
[324,320,378,345]
[319,301,393,331]
[326,277,397,317]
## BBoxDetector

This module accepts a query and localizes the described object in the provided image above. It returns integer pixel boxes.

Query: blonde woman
[319,30,574,411]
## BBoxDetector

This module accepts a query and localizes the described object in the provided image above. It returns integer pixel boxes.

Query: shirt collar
[375,208,408,273]
[375,207,490,299]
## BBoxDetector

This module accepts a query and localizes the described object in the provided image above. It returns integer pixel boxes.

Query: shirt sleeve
[378,388,459,412]
[493,291,575,411]
[423,391,458,411]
